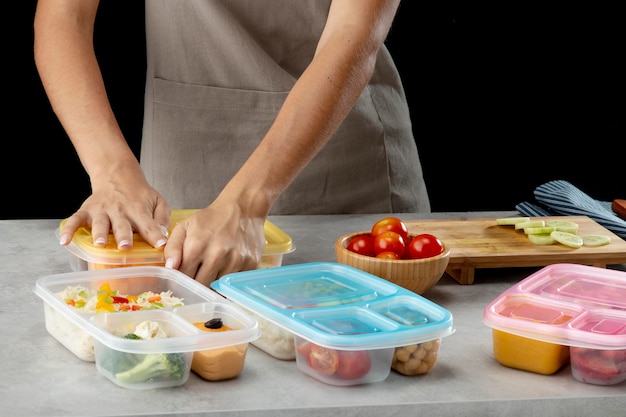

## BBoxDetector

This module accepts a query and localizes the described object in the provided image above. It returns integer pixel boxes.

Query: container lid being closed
[483,263,626,349]
[211,262,454,350]
[58,209,295,266]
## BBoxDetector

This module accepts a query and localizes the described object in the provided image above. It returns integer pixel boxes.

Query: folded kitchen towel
[515,201,555,217]
[516,180,626,240]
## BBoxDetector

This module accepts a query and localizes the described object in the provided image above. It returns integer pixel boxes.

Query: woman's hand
[59,167,171,251]
[163,203,267,287]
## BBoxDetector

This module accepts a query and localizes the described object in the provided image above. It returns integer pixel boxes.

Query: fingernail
[94,237,107,246]
[165,258,174,268]
[160,225,170,238]
[117,240,132,250]
[156,238,167,248]
[59,233,71,245]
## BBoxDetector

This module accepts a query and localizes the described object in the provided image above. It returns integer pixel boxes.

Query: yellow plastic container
[492,329,570,375]
[58,209,294,271]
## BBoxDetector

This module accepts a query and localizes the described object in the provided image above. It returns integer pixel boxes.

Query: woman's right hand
[58,166,172,251]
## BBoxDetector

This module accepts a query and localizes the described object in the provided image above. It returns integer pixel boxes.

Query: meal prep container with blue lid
[483,263,626,385]
[211,262,454,385]
[34,266,261,389]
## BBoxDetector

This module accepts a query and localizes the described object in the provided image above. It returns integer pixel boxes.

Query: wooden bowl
[335,232,451,294]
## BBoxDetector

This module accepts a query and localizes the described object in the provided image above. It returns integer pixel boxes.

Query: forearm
[34,0,140,182]
[221,0,401,213]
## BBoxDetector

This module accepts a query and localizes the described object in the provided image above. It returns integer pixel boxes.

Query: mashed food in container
[191,318,248,381]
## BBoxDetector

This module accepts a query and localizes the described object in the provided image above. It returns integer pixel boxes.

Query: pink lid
[483,264,626,349]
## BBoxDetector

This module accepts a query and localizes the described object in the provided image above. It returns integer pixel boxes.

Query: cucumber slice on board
[546,220,579,234]
[528,233,556,245]
[524,227,556,235]
[581,235,611,247]
[496,217,531,226]
[515,220,546,230]
[550,231,583,248]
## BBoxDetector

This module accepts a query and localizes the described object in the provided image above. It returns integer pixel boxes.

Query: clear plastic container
[57,209,295,270]
[33,266,260,389]
[483,263,626,385]
[211,262,454,386]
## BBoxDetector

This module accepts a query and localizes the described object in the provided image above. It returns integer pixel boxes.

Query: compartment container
[483,263,626,385]
[211,262,454,385]
[34,266,260,388]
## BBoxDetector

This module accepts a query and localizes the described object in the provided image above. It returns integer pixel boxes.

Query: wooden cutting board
[405,216,626,285]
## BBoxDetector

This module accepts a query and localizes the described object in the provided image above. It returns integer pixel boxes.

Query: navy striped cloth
[515,180,626,240]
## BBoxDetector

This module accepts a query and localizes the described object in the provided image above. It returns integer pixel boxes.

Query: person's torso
[140,0,430,214]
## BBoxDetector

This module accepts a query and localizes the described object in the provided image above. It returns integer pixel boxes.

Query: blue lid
[211,262,454,350]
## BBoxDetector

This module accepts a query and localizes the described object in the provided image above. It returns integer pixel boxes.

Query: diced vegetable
[61,283,184,313]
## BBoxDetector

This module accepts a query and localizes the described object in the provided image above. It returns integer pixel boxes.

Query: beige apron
[141,0,430,214]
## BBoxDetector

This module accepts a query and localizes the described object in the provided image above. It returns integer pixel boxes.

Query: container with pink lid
[483,263,626,385]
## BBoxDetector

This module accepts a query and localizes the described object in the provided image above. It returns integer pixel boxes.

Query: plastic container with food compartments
[483,263,626,385]
[211,262,454,386]
[33,266,260,389]
[57,209,295,271]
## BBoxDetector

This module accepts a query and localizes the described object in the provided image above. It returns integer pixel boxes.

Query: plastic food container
[211,262,454,386]
[483,263,626,385]
[33,266,260,389]
[240,306,298,360]
[58,209,295,271]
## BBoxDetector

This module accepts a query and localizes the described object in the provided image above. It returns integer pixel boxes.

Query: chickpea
[395,347,411,362]
[391,339,441,376]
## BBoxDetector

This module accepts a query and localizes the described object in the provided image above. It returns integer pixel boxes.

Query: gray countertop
[2,212,625,417]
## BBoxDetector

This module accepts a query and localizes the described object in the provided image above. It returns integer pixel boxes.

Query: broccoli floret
[98,334,144,375]
[114,352,187,384]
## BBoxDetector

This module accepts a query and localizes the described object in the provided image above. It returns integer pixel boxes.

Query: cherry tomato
[346,234,375,257]
[376,251,400,260]
[296,340,312,359]
[336,350,371,379]
[373,231,406,257]
[407,233,444,259]
[309,344,339,375]
[371,217,409,243]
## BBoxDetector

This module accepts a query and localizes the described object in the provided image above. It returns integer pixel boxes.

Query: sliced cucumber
[550,231,583,249]
[528,233,556,245]
[496,217,531,226]
[546,220,579,234]
[515,220,546,230]
[581,235,611,247]
[524,226,556,235]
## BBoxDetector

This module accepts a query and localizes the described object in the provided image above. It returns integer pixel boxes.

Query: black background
[6,2,623,219]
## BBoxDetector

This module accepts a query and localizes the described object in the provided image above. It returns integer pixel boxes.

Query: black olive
[204,318,223,329]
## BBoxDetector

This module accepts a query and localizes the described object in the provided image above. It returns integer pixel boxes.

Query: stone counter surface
[2,212,624,417]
